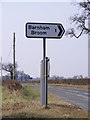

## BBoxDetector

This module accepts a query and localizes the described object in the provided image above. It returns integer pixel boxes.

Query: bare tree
[1,63,18,80]
[66,0,90,38]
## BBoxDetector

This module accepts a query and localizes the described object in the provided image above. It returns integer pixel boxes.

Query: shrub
[2,80,22,91]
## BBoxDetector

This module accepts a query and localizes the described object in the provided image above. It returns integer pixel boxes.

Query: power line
[5,44,12,62]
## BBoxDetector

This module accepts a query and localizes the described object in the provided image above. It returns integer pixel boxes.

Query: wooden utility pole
[13,32,15,80]
[88,13,90,78]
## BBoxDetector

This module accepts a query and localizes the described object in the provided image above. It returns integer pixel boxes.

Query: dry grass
[22,82,88,89]
[49,83,88,89]
[2,85,88,119]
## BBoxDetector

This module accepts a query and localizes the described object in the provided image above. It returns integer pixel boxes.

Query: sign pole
[45,57,48,107]
[43,38,48,108]
[43,38,46,59]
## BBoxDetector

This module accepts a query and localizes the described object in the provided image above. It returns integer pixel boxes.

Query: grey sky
[1,1,88,78]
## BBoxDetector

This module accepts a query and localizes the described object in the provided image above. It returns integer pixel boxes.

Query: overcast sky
[0,0,88,78]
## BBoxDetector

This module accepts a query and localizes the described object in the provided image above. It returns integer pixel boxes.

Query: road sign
[25,22,65,107]
[26,22,65,38]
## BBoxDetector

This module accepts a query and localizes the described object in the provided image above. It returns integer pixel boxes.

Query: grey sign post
[40,58,45,105]
[25,22,65,107]
[40,56,50,106]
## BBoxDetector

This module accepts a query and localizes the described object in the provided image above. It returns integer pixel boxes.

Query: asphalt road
[24,83,89,110]
[48,86,89,111]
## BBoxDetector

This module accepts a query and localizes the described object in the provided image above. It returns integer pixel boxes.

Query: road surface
[48,85,89,110]
[24,83,89,110]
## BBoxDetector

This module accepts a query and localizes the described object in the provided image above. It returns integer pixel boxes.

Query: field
[25,78,89,89]
[49,83,88,89]
[2,80,88,119]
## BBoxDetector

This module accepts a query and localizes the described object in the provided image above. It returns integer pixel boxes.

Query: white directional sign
[26,22,65,38]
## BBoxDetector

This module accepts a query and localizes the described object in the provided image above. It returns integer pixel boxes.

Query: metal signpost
[25,22,65,108]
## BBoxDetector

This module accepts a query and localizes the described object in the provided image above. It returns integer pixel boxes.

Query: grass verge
[49,83,88,89]
[2,85,88,118]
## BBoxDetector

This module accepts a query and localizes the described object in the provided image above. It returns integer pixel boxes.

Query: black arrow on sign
[58,25,63,37]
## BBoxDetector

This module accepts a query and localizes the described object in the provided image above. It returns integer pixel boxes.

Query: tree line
[0,62,32,81]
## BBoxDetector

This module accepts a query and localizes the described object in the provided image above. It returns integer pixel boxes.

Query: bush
[2,80,22,91]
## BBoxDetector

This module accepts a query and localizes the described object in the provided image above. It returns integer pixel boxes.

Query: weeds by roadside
[2,81,88,118]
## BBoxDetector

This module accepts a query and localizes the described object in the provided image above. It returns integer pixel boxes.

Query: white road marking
[67,90,89,96]
[66,91,88,99]
[67,90,79,93]
[83,93,90,95]
[84,93,88,95]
